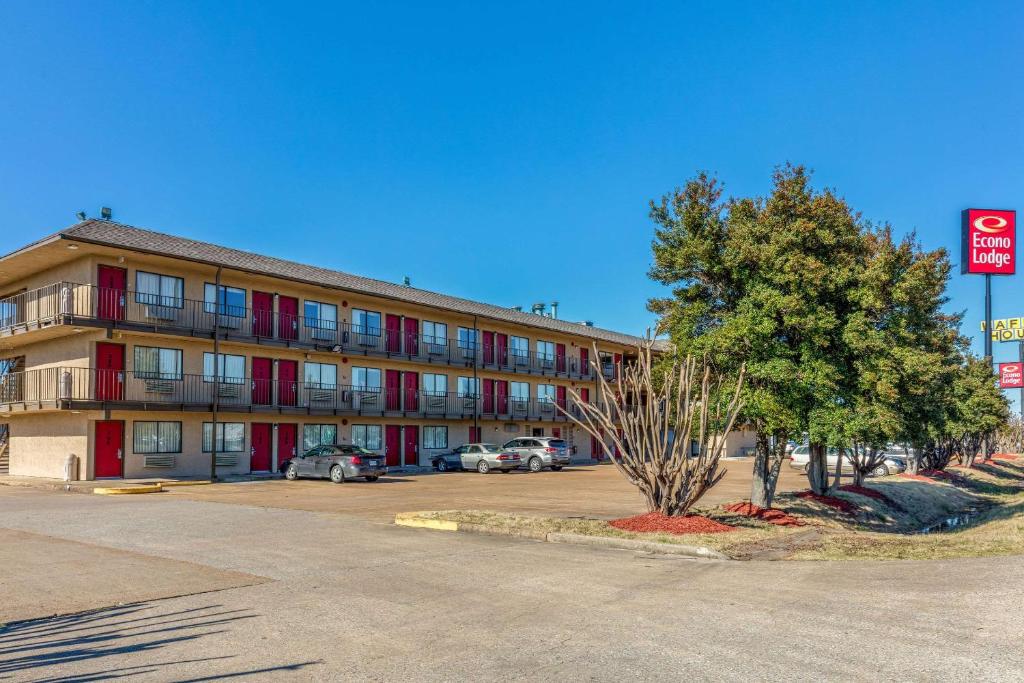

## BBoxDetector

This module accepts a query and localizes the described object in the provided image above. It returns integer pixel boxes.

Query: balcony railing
[0,283,599,379]
[0,367,588,420]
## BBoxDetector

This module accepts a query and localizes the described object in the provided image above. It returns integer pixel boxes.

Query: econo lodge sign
[999,362,1023,389]
[962,209,1016,275]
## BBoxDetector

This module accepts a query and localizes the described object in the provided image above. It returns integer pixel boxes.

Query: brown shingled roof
[56,220,667,350]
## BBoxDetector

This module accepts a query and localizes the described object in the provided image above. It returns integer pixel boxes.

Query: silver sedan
[457,443,520,473]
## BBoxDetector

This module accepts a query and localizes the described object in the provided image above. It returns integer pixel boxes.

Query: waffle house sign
[981,316,1024,342]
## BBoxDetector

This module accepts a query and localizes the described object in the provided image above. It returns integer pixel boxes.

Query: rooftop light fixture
[67,244,79,250]
[75,211,86,221]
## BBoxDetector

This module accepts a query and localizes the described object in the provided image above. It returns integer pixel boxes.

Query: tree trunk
[807,442,829,494]
[750,429,786,508]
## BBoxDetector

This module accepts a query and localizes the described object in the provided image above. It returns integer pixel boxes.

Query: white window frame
[203,352,246,384]
[133,421,182,454]
[423,426,448,450]
[352,424,382,450]
[133,346,183,380]
[135,271,184,308]
[304,361,338,389]
[203,422,245,452]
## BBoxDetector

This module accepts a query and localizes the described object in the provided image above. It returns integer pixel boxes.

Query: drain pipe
[210,266,222,481]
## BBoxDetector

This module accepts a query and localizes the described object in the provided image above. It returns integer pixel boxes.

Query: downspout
[210,266,222,481]
[472,314,479,440]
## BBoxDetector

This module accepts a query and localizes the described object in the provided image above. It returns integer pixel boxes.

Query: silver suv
[502,437,571,472]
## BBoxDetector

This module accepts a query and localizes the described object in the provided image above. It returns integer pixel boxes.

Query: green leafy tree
[648,165,862,505]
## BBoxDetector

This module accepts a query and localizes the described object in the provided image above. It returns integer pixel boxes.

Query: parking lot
[163,461,810,521]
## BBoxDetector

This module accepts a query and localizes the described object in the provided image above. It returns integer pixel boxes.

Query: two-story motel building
[0,220,659,480]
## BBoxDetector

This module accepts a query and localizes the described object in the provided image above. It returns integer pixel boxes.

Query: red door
[591,434,601,461]
[278,360,297,406]
[555,344,566,373]
[482,378,495,414]
[385,425,401,466]
[252,357,272,405]
[95,342,124,401]
[277,423,298,467]
[552,427,561,438]
[579,387,590,404]
[97,265,126,321]
[613,353,622,380]
[385,369,401,410]
[556,385,567,411]
[482,331,495,365]
[404,425,419,466]
[404,372,419,411]
[495,380,508,414]
[252,291,274,337]
[385,314,401,354]
[94,420,123,478]
[251,423,272,472]
[403,317,419,355]
[469,426,481,443]
[580,348,590,376]
[278,296,298,340]
[495,333,508,367]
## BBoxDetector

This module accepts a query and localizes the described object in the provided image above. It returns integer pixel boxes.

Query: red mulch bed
[900,469,971,486]
[993,454,1020,461]
[608,512,736,535]
[721,502,804,527]
[794,490,859,515]
[838,485,907,513]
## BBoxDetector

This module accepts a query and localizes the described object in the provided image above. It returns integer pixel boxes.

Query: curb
[93,484,164,495]
[394,513,729,560]
[158,480,212,488]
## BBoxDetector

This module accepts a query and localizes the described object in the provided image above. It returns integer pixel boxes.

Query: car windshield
[339,445,375,455]
[792,446,809,455]
[478,444,501,453]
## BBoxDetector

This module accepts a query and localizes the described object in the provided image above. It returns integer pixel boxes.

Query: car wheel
[550,465,563,471]
[476,460,490,474]
[528,457,543,473]
[285,463,298,480]
[871,464,890,477]
[437,460,448,472]
[330,465,345,484]
[365,475,379,482]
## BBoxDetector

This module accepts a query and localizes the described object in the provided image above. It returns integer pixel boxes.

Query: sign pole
[1019,340,1024,419]
[985,273,993,367]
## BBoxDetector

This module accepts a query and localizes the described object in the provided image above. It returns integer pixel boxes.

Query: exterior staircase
[0,426,9,475]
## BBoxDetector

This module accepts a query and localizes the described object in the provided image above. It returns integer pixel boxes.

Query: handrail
[0,282,601,379]
[0,366,594,420]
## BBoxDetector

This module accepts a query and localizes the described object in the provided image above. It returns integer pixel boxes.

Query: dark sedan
[284,444,387,483]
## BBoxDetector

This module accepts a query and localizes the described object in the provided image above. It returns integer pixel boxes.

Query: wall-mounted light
[67,244,79,250]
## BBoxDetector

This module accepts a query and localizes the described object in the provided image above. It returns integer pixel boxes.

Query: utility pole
[210,266,222,482]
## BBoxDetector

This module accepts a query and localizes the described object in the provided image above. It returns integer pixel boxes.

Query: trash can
[63,453,78,482]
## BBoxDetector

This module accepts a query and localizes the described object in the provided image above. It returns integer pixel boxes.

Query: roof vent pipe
[550,301,558,319]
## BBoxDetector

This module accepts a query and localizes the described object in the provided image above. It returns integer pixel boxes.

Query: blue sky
[1,1,1022,407]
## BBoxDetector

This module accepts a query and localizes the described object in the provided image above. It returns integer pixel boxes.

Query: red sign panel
[999,362,1023,389]
[962,208,1016,275]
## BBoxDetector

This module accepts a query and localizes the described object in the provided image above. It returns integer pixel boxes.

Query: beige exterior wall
[8,411,93,479]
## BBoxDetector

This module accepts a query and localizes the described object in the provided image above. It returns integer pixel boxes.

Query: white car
[788,445,906,477]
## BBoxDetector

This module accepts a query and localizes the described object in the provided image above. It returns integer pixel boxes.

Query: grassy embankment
[407,456,1024,561]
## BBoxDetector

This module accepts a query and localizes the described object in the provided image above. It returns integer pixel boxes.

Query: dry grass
[411,457,1024,562]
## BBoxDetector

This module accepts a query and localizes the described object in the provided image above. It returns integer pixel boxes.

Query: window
[352,308,381,335]
[304,362,337,389]
[133,422,181,454]
[510,336,529,363]
[537,384,556,403]
[537,340,555,364]
[303,424,337,451]
[422,373,447,396]
[458,327,477,351]
[203,422,245,452]
[204,284,246,318]
[133,346,183,380]
[351,424,382,450]
[352,367,382,391]
[458,376,480,398]
[422,321,447,345]
[510,381,529,400]
[203,352,245,384]
[423,426,448,449]
[135,272,184,308]
[304,300,338,336]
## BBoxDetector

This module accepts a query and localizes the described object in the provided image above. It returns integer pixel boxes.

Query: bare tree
[560,340,744,516]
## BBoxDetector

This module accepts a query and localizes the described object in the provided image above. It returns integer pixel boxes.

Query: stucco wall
[8,411,92,479]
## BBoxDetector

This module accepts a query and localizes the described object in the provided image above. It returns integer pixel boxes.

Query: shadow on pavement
[0,601,321,680]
